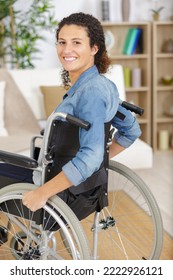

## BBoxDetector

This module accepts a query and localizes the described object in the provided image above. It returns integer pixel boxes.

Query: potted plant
[0,0,58,69]
[151,6,164,21]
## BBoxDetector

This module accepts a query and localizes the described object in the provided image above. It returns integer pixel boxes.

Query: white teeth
[64,57,76,61]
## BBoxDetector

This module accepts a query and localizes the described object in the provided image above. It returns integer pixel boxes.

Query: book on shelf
[136,28,143,54]
[123,28,142,55]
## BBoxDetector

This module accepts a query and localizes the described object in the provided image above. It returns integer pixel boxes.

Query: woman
[21,13,141,213]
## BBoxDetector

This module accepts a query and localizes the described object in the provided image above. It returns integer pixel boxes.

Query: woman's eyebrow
[71,38,83,40]
[58,37,83,41]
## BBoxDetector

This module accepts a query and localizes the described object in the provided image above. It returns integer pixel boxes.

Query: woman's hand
[22,171,72,212]
[22,188,47,212]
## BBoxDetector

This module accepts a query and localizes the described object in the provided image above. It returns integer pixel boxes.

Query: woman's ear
[91,44,99,56]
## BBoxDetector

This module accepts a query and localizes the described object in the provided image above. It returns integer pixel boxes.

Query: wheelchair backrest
[43,119,111,194]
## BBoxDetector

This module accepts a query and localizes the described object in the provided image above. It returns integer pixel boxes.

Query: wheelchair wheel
[81,160,163,260]
[0,183,90,260]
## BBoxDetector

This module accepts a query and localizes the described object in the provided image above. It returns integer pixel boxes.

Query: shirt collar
[66,65,99,97]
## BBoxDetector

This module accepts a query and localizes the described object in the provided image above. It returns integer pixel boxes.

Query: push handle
[66,114,91,130]
[120,101,144,116]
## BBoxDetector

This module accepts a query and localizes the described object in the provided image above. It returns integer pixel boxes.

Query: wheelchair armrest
[0,150,38,169]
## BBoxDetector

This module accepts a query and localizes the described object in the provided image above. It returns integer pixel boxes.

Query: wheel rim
[0,185,90,260]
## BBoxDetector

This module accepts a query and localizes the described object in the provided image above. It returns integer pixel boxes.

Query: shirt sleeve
[111,105,142,148]
[62,90,107,186]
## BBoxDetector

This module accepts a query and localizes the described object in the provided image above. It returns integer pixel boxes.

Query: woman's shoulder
[77,74,119,117]
[80,73,117,94]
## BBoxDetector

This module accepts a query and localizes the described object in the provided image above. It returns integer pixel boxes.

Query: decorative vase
[121,0,130,21]
[101,0,110,21]
[162,39,173,53]
[158,130,169,150]
[152,13,159,21]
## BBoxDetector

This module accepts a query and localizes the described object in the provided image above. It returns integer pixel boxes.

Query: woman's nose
[63,42,73,53]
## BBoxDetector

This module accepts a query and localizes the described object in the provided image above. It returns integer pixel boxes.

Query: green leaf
[0,0,58,68]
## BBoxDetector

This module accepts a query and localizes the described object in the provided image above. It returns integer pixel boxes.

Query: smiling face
[57,24,98,84]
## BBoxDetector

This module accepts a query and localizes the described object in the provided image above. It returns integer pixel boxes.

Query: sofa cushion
[9,68,63,120]
[111,138,153,169]
[105,64,126,101]
[0,69,40,152]
[40,85,66,117]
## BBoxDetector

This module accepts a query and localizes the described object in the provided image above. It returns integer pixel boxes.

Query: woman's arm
[111,105,141,149]
[109,138,125,159]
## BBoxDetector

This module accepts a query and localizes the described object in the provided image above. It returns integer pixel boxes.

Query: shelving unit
[102,22,151,145]
[152,21,173,150]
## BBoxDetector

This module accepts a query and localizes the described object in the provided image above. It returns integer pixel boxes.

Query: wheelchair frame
[0,102,163,260]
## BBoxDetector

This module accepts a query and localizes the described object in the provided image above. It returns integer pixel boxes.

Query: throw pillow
[40,86,66,117]
[0,69,40,136]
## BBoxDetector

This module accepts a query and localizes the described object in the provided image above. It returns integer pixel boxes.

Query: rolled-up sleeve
[62,161,84,186]
[111,105,142,148]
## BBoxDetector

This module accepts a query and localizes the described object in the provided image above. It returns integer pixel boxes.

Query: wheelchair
[0,101,163,260]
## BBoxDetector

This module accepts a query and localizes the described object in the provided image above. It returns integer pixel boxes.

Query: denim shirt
[55,65,141,186]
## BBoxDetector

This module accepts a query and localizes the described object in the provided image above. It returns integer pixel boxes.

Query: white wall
[16,0,173,69]
[52,0,173,22]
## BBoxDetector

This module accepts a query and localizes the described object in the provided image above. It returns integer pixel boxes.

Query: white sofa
[0,65,153,169]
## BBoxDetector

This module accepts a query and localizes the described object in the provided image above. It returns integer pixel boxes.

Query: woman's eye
[57,41,65,45]
[73,41,81,45]
[56,40,81,46]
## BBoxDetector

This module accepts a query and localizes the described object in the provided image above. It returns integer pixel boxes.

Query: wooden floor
[160,232,173,260]
[134,150,173,259]
[81,191,173,260]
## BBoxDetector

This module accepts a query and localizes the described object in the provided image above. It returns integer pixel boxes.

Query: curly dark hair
[56,12,111,87]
